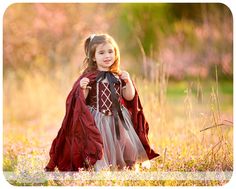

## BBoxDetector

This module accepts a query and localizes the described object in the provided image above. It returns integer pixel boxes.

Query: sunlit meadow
[3,63,233,186]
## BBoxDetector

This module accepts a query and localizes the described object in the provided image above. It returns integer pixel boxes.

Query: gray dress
[86,74,148,171]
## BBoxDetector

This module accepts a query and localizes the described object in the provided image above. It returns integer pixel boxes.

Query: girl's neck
[97,67,110,72]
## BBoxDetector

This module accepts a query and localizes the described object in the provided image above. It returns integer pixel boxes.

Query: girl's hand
[120,70,131,83]
[80,77,90,89]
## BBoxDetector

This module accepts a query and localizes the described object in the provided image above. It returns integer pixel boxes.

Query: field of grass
[3,67,233,186]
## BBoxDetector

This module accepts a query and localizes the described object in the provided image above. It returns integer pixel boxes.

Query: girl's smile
[104,58,112,63]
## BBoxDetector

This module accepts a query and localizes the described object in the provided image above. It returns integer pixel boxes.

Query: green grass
[167,80,233,96]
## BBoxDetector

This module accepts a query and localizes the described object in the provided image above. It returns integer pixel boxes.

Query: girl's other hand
[120,70,131,83]
[80,77,90,89]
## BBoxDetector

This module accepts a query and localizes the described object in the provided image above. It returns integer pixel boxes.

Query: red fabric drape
[45,70,159,171]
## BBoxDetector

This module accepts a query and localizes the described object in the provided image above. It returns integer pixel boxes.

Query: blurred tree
[115,3,232,80]
[116,3,173,57]
[3,3,117,73]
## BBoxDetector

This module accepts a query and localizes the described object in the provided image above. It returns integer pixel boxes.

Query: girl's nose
[105,53,110,58]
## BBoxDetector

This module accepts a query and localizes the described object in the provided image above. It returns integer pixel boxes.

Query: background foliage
[4,3,232,79]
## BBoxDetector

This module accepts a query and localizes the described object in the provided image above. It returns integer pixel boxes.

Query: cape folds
[45,70,159,171]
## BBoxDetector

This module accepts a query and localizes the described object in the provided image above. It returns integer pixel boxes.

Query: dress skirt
[87,105,148,171]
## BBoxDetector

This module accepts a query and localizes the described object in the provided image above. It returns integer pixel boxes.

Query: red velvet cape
[45,70,159,171]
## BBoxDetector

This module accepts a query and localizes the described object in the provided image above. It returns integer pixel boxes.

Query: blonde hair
[82,34,120,75]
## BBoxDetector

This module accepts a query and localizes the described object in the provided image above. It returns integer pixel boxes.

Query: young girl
[45,34,159,172]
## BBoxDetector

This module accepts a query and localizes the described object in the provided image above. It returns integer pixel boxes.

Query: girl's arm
[82,88,89,99]
[120,71,135,101]
[122,80,135,101]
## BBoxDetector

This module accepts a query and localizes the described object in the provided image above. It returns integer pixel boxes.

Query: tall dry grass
[3,64,233,186]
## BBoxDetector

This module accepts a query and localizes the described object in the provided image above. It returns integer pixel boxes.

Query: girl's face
[93,42,115,71]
